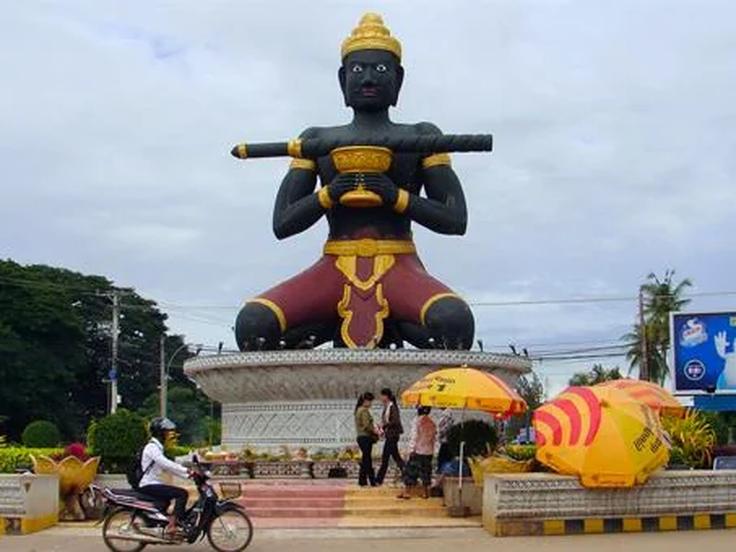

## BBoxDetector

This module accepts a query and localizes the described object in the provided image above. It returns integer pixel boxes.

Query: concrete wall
[0,474,59,535]
[483,471,736,536]
[443,477,483,515]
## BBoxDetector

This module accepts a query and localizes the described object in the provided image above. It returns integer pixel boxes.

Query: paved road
[3,527,736,552]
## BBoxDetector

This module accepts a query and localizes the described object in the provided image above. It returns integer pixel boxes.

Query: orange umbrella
[533,386,669,488]
[596,379,686,417]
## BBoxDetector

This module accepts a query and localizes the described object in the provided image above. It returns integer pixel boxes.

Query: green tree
[0,259,192,440]
[623,270,692,385]
[569,364,622,386]
[0,261,87,438]
[506,372,545,441]
[137,385,215,445]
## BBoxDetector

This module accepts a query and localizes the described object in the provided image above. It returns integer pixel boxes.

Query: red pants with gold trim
[251,251,458,348]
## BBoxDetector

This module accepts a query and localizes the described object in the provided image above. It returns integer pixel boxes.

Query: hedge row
[0,447,64,473]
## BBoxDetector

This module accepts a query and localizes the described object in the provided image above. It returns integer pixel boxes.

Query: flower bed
[252,460,314,479]
[311,460,359,479]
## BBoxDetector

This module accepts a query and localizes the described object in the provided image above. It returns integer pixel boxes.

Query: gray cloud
[2,1,735,393]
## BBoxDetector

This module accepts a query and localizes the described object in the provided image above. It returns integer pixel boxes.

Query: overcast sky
[2,1,735,393]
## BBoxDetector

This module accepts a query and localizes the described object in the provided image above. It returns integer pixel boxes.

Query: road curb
[487,513,736,536]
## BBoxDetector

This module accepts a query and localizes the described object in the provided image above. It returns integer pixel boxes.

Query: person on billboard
[715,331,736,389]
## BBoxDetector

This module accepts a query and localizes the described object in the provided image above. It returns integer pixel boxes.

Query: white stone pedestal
[186,349,531,450]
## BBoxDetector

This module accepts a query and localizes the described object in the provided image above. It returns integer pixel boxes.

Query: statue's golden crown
[341,13,402,61]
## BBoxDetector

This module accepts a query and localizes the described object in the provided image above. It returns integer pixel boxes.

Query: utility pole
[638,288,649,381]
[160,335,167,418]
[110,290,120,414]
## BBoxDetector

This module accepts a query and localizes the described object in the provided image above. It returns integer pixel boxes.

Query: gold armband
[290,158,316,171]
[393,189,410,214]
[422,153,452,169]
[317,186,333,209]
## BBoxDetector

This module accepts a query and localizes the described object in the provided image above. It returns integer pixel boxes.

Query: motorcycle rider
[138,417,191,536]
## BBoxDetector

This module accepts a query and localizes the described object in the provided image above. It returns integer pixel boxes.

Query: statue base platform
[184,349,531,449]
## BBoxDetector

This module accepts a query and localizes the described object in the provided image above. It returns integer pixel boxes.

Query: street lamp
[160,340,203,418]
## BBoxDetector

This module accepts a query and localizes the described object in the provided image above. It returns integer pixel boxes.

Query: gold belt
[323,239,416,257]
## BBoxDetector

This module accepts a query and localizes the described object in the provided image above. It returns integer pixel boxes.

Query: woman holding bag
[354,392,379,487]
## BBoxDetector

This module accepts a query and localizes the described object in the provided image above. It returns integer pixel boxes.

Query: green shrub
[22,421,61,448]
[446,420,498,458]
[503,444,537,462]
[166,445,192,459]
[0,447,63,473]
[205,417,222,446]
[662,410,716,469]
[701,412,730,446]
[668,446,687,468]
[88,409,148,473]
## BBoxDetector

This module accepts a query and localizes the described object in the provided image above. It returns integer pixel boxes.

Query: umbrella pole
[458,408,465,515]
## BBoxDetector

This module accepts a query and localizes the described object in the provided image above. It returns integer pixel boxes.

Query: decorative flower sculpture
[31,454,100,520]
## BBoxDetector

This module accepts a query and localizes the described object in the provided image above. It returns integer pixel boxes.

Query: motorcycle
[94,455,253,552]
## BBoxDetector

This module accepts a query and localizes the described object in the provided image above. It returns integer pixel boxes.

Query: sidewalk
[4,525,736,552]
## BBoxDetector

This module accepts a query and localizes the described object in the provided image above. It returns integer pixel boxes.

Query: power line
[3,273,736,308]
[531,343,629,356]
[469,290,736,307]
[534,352,628,362]
[147,290,736,310]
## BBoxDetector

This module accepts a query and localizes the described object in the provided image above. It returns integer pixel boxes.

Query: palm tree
[569,364,622,386]
[623,270,692,385]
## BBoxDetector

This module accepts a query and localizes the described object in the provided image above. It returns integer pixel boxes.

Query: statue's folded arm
[272,165,323,239]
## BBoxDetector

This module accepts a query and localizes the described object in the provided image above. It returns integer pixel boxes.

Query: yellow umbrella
[401,367,527,514]
[400,367,527,415]
[596,379,686,418]
[533,386,669,488]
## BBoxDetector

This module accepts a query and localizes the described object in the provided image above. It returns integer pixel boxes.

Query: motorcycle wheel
[101,508,148,552]
[206,509,254,552]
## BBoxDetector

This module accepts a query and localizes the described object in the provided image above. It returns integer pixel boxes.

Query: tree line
[0,259,217,444]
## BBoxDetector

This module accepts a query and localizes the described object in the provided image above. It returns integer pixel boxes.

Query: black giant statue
[234,13,483,351]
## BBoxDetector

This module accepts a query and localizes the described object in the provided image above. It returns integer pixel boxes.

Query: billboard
[671,311,736,394]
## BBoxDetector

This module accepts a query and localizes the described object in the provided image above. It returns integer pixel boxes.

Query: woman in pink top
[398,406,437,499]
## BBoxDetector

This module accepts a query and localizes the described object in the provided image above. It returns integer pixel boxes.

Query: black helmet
[149,417,176,441]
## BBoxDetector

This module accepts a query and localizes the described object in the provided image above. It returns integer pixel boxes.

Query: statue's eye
[375,64,388,73]
[351,65,363,73]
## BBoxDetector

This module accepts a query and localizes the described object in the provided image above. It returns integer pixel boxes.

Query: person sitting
[398,406,437,499]
[138,417,191,536]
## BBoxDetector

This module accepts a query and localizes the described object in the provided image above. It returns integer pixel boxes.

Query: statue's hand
[362,173,399,206]
[327,173,360,203]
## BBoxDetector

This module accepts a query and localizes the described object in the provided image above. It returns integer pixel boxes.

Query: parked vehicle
[94,456,252,552]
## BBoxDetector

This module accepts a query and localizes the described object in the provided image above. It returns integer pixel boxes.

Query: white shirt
[382,402,392,426]
[139,438,189,487]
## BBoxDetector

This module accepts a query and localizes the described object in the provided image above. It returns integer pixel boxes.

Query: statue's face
[339,49,404,112]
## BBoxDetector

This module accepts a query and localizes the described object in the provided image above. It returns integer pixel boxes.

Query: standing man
[376,388,405,485]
